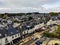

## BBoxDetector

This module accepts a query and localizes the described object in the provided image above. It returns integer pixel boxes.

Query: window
[24,31,25,34]
[11,32,13,34]
[5,38,8,43]
[12,36,14,38]
[0,34,1,36]
[15,35,17,37]
[17,30,18,32]
[18,34,19,36]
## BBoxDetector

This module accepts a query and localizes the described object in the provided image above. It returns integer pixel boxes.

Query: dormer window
[17,30,18,32]
[12,36,14,39]
[11,32,13,34]
[18,34,20,36]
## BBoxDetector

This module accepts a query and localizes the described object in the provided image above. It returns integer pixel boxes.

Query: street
[19,25,58,45]
[20,39,34,45]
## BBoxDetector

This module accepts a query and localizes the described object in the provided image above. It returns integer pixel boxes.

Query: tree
[56,25,60,34]
[49,12,58,16]
[3,15,8,18]
[43,32,59,38]
[0,14,4,18]
[55,43,59,45]
[28,16,33,20]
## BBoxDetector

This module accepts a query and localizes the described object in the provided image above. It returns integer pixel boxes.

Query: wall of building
[0,33,20,45]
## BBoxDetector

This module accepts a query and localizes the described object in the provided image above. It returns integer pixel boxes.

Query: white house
[0,27,21,45]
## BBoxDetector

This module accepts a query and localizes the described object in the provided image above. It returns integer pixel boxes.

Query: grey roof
[0,27,20,38]
[7,28,20,36]
[0,28,7,38]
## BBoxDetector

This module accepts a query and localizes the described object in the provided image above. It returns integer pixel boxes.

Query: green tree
[0,14,3,18]
[49,12,58,16]
[43,32,59,38]
[55,43,59,45]
[56,25,60,34]
[28,16,33,20]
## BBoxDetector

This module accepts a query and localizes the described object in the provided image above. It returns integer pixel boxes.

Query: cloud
[0,0,60,13]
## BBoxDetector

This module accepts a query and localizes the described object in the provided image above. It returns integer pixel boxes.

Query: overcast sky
[0,0,60,13]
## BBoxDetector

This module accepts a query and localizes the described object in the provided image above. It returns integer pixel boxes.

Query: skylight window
[11,32,13,34]
[17,30,18,32]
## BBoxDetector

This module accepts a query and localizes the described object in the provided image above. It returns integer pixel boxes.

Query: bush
[43,32,59,38]
[55,43,59,45]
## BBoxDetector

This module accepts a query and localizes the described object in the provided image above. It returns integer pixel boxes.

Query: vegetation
[28,16,33,20]
[0,12,60,18]
[43,25,60,38]
[54,43,59,45]
[3,15,8,18]
[56,25,60,38]
[56,25,60,34]
[49,12,58,16]
[43,32,59,38]
[0,14,4,18]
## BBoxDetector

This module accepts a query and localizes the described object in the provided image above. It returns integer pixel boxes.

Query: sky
[0,0,60,13]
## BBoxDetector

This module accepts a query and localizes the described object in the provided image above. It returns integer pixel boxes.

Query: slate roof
[0,27,20,38]
[0,28,7,38]
[7,28,20,36]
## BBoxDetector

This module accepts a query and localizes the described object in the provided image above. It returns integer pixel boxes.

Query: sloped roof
[7,28,20,36]
[0,28,7,38]
[0,27,20,38]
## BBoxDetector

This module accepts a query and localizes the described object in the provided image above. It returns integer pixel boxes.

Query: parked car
[35,28,43,32]
[35,40,42,45]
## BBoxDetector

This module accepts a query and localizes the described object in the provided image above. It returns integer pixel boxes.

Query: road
[30,25,58,45]
[19,25,58,45]
[19,31,44,45]
[20,39,34,45]
[19,31,49,45]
